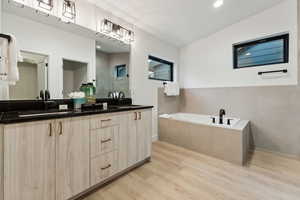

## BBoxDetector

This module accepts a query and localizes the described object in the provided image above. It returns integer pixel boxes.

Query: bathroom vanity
[0,106,153,200]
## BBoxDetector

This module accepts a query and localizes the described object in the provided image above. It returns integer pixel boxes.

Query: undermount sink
[18,111,71,118]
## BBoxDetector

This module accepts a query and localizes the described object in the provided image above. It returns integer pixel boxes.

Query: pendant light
[99,19,135,44]
[101,19,113,34]
[63,0,76,20]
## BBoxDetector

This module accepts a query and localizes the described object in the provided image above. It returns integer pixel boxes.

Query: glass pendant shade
[112,24,122,39]
[36,0,53,11]
[128,31,134,42]
[101,19,113,34]
[63,0,76,19]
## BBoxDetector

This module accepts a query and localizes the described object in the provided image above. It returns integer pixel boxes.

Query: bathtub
[159,113,241,129]
[159,113,250,165]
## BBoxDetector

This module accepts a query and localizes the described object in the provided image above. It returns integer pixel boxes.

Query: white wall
[2,12,96,98]
[0,0,2,31]
[180,0,298,88]
[130,27,179,140]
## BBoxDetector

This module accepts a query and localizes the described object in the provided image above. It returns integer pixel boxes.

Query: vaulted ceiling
[88,0,285,47]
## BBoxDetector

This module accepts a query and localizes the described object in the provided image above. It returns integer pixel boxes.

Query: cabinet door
[127,112,138,166]
[4,122,55,200]
[56,118,90,200]
[137,110,152,161]
[118,114,129,171]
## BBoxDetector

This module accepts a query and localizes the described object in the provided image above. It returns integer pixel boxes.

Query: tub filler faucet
[219,109,226,124]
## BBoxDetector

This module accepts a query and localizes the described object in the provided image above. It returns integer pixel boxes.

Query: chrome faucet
[219,109,226,124]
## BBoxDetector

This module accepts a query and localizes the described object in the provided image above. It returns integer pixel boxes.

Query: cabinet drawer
[90,126,119,158]
[90,115,119,129]
[91,151,119,185]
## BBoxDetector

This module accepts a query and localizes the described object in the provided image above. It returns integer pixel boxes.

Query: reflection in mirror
[95,40,130,98]
[9,51,48,100]
[63,59,88,98]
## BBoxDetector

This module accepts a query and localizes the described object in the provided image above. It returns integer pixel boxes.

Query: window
[115,64,127,78]
[148,55,174,81]
[233,34,289,69]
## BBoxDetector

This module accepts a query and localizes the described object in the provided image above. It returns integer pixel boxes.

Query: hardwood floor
[84,141,300,200]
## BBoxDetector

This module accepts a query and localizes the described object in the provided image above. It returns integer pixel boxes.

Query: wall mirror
[9,51,49,100]
[62,59,88,98]
[95,38,131,98]
[1,7,131,101]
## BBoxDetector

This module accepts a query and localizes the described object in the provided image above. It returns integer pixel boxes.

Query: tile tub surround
[157,87,180,115]
[159,115,250,165]
[178,86,300,157]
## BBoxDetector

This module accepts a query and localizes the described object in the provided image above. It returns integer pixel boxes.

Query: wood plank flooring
[84,141,300,200]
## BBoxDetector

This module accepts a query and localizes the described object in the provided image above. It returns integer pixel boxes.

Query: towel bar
[258,69,288,75]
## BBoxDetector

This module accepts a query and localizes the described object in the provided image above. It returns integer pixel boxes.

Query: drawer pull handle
[139,112,142,120]
[101,138,112,143]
[134,112,137,120]
[59,122,63,135]
[49,123,52,137]
[101,164,111,170]
[101,119,112,122]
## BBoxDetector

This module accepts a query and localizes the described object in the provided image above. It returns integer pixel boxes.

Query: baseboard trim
[249,147,300,161]
[71,157,151,200]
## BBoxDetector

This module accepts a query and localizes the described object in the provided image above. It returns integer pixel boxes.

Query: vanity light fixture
[99,19,135,44]
[63,0,76,20]
[112,24,123,39]
[36,0,53,11]
[101,19,113,34]
[213,0,223,8]
[125,30,134,43]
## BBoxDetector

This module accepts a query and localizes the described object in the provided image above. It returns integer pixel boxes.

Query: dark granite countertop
[0,105,153,124]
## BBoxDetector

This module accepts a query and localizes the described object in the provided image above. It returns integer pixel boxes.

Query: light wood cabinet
[4,121,56,200]
[1,108,152,200]
[127,112,139,166]
[137,110,152,160]
[55,118,90,200]
[128,110,152,166]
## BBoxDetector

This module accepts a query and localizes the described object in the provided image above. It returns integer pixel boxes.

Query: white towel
[0,38,9,81]
[164,82,180,96]
[7,35,20,85]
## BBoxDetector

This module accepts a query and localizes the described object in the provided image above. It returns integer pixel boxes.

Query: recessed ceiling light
[96,45,101,49]
[214,0,224,8]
